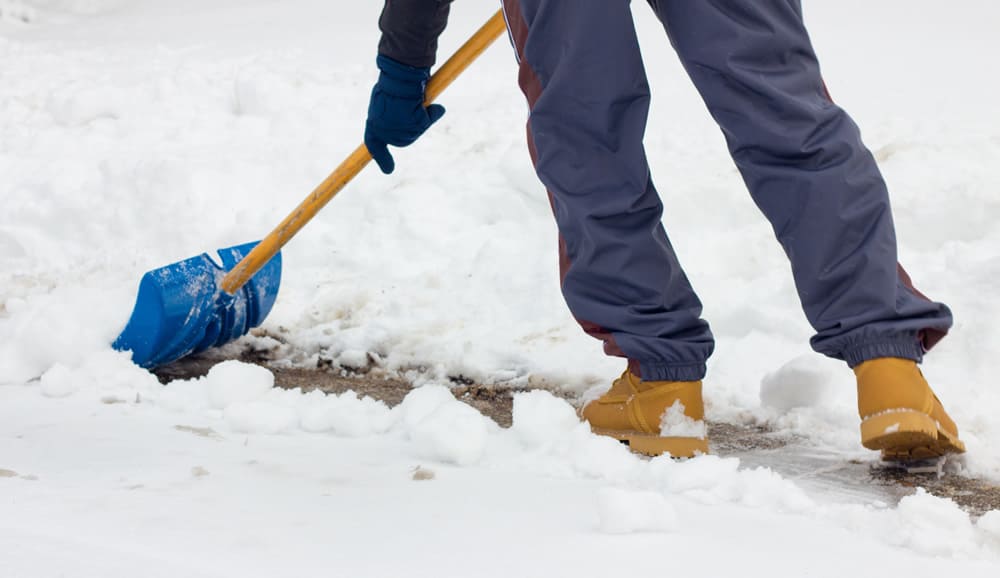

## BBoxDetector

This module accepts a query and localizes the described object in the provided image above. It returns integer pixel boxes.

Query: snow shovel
[113,10,508,368]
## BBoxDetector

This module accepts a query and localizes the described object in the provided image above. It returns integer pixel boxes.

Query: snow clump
[510,389,581,449]
[299,390,395,437]
[204,360,275,409]
[397,385,496,466]
[659,400,707,439]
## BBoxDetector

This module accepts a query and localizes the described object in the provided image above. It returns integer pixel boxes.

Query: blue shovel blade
[113,241,282,369]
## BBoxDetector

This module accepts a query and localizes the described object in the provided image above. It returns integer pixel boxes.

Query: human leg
[649,0,952,364]
[501,0,712,456]
[501,0,715,383]
[647,0,961,458]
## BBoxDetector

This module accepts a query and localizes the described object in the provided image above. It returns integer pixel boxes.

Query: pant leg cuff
[631,360,707,382]
[842,340,925,368]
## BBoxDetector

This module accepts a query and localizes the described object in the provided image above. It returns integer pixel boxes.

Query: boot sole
[591,427,709,458]
[860,410,966,462]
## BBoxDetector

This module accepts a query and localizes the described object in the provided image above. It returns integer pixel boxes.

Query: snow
[510,389,581,449]
[398,385,495,466]
[5,378,1000,575]
[760,354,839,412]
[203,360,275,409]
[894,489,983,557]
[298,390,394,437]
[659,400,707,439]
[2,0,1000,575]
[981,510,1000,548]
[596,487,679,534]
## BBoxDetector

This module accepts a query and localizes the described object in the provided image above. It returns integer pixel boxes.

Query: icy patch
[659,400,707,439]
[597,488,678,534]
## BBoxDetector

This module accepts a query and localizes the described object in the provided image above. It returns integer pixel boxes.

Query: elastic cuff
[842,340,924,368]
[630,360,707,382]
[376,54,431,82]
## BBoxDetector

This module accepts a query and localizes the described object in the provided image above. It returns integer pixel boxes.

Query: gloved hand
[364,54,446,175]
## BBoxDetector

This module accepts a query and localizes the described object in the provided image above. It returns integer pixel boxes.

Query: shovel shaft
[221,10,508,295]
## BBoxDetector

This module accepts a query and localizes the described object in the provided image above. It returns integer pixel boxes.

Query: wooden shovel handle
[221,10,508,295]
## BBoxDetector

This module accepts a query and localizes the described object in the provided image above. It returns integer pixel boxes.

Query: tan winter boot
[581,370,709,458]
[855,357,966,461]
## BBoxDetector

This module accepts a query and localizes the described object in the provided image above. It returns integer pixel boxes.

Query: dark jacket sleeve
[378,0,453,69]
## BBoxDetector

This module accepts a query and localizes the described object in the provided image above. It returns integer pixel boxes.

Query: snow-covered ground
[2,1,999,575]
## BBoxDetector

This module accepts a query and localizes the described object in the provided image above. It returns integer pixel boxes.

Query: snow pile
[205,361,274,408]
[33,349,159,401]
[155,361,498,465]
[396,385,495,466]
[894,490,985,557]
[100,373,1000,558]
[509,388,581,450]
[0,285,133,385]
[195,363,300,434]
[4,355,1000,575]
[831,490,1000,559]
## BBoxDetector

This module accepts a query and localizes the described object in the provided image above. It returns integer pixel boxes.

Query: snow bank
[166,372,1000,561]
[139,372,1000,560]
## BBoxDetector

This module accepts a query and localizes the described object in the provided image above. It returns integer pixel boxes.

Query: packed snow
[2,1,999,576]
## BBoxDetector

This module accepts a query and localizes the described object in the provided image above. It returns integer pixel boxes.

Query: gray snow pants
[500,0,953,381]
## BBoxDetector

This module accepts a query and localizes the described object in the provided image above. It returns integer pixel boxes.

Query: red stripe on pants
[501,0,633,368]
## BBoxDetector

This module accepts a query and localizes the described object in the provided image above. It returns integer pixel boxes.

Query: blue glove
[364,54,446,175]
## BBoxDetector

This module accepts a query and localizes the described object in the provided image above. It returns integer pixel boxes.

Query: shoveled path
[155,354,1000,517]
